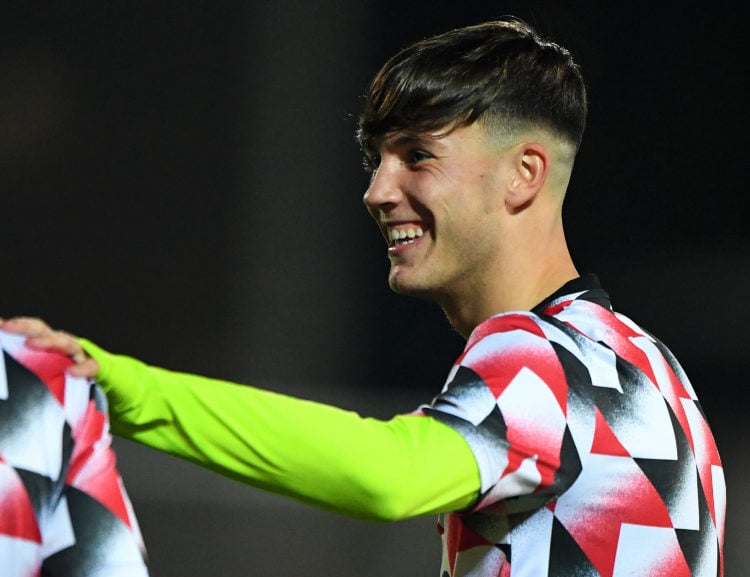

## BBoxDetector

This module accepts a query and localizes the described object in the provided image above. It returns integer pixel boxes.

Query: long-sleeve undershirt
[79,339,481,522]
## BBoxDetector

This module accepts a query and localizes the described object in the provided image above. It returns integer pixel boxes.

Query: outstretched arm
[1,318,480,522]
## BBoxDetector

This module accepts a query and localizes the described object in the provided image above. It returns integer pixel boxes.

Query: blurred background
[1,1,746,575]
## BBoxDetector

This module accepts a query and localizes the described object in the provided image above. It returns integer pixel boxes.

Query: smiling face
[358,20,586,333]
[363,122,514,308]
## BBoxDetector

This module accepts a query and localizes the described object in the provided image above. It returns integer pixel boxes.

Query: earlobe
[506,143,549,210]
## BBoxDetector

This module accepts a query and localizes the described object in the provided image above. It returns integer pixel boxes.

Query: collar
[531,273,612,315]
[466,274,612,349]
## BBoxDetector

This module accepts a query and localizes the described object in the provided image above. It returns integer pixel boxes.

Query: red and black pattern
[0,330,149,577]
[424,275,725,577]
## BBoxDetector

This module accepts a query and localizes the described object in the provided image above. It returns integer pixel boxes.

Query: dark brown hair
[358,18,587,154]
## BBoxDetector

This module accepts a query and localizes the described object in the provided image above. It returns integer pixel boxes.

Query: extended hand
[0,317,99,378]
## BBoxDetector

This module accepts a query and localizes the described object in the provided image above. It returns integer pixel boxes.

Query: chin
[388,274,414,295]
[388,274,437,302]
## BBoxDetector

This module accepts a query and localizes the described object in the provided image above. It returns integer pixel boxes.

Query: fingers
[67,358,100,379]
[1,317,97,377]
[0,316,54,338]
[25,332,86,362]
[2,317,77,356]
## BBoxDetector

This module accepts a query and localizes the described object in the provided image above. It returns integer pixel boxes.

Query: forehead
[370,124,470,153]
[371,123,493,154]
[376,131,436,150]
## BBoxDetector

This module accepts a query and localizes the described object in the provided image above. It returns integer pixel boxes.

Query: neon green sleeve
[79,339,480,521]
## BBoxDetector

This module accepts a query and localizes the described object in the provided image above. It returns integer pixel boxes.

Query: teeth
[389,226,424,242]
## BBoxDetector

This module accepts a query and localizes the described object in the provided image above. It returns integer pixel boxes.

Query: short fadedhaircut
[358,18,587,155]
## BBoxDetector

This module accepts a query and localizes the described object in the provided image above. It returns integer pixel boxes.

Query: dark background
[2,1,746,575]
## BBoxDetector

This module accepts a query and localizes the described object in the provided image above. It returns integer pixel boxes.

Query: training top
[0,330,149,577]
[79,275,725,577]
[423,274,725,577]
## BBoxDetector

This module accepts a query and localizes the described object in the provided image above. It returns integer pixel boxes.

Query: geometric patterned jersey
[0,330,149,577]
[422,275,725,577]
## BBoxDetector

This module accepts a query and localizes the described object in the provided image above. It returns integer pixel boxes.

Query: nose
[362,161,403,214]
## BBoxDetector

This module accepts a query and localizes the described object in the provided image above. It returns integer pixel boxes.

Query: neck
[441,221,578,339]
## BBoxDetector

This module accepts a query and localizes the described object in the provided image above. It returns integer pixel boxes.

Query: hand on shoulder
[0,316,99,378]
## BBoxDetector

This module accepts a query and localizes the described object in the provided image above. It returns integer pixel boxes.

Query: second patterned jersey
[0,330,149,577]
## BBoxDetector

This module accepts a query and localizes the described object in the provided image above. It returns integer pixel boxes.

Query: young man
[0,329,150,576]
[2,18,725,577]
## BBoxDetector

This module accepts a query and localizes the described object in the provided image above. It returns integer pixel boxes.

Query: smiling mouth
[387,225,424,248]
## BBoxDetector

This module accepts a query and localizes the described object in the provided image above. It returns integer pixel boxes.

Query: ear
[505,142,549,211]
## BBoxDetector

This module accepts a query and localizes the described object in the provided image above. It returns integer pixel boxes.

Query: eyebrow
[374,131,446,152]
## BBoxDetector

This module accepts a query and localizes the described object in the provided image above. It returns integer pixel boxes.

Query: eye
[407,149,432,164]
